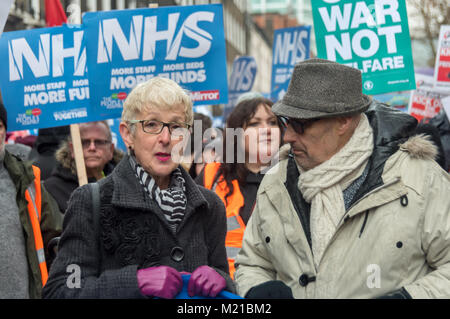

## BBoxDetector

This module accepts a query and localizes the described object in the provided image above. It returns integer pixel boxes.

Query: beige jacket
[234,136,450,298]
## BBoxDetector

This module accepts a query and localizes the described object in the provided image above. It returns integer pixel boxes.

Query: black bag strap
[89,182,102,276]
[285,154,312,249]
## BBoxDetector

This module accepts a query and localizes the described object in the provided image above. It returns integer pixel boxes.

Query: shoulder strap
[285,155,312,249]
[89,182,102,276]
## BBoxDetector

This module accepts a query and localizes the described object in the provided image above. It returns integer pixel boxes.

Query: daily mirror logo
[8,30,86,81]
[96,11,214,63]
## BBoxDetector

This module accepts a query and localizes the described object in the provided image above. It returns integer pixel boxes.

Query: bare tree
[407,0,450,65]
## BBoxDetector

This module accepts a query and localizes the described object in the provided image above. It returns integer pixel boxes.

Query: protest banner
[83,4,228,119]
[434,25,450,88]
[0,24,95,132]
[44,0,88,186]
[415,73,435,89]
[109,118,128,152]
[408,87,447,122]
[311,0,415,95]
[271,25,311,102]
[222,55,258,121]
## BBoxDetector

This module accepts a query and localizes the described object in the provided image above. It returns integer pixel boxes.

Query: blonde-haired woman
[43,77,233,299]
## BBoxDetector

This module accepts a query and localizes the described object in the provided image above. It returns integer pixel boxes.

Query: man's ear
[119,121,133,149]
[336,116,356,136]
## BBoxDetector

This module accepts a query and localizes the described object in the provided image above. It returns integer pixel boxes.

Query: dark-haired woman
[195,97,283,278]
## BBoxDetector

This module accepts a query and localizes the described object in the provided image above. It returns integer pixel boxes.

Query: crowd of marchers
[1,59,449,299]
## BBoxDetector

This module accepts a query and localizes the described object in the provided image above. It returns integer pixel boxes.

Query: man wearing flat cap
[234,59,450,299]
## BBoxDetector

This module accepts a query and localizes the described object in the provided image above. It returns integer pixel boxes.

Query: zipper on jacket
[339,176,401,227]
[358,210,369,238]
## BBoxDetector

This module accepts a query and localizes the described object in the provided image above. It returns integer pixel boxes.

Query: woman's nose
[158,126,171,143]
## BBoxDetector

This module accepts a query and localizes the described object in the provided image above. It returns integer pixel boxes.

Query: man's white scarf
[297,114,374,268]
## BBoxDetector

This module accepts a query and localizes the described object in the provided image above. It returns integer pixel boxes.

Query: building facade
[250,0,316,55]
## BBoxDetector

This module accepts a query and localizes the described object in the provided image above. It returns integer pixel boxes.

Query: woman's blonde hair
[122,77,193,133]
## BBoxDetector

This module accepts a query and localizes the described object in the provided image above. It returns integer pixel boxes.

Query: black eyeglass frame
[127,119,192,135]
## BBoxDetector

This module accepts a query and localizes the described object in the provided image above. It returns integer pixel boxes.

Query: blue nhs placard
[271,25,311,102]
[83,4,228,118]
[222,56,257,121]
[0,24,95,131]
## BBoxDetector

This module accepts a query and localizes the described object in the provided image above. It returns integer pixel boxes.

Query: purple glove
[137,266,182,299]
[187,265,226,297]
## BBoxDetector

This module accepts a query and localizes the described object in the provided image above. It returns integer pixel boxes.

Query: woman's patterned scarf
[129,155,186,233]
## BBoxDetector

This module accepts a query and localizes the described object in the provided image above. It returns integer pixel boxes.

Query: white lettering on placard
[343,55,404,73]
[97,15,143,63]
[24,90,66,106]
[274,30,308,65]
[68,87,89,101]
[9,34,50,81]
[319,0,404,61]
[52,31,86,77]
[97,11,214,63]
[190,90,219,102]
[53,108,87,121]
[375,0,401,25]
[8,31,87,81]
[325,26,402,60]
[229,59,257,91]
[16,114,39,126]
[319,0,400,32]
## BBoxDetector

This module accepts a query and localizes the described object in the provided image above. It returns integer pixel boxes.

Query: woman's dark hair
[217,97,282,204]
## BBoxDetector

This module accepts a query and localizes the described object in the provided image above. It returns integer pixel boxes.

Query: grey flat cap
[272,58,372,119]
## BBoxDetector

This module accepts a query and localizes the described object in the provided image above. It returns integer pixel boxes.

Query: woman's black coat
[43,155,233,298]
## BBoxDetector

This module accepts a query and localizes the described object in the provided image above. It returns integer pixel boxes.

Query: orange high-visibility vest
[24,165,48,286]
[203,162,245,279]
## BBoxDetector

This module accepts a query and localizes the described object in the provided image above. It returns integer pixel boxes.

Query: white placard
[433,25,450,88]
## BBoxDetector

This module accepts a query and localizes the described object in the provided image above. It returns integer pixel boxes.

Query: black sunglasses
[277,116,320,134]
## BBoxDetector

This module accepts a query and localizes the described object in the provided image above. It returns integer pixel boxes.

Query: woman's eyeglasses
[277,116,320,134]
[128,119,191,135]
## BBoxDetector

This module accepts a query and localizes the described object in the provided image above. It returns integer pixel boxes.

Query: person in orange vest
[0,102,62,298]
[196,96,283,278]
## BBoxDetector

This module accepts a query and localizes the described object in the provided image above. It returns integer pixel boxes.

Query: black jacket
[44,139,122,213]
[44,162,114,213]
[28,126,70,180]
[428,112,450,171]
[42,155,233,298]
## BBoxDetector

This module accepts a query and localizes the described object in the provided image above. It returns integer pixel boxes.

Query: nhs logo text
[8,31,86,81]
[97,11,215,63]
